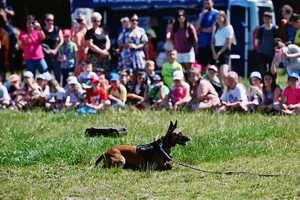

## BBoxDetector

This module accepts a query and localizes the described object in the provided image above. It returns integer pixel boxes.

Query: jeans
[26,59,48,75]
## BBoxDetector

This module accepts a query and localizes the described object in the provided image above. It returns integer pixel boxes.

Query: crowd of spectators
[0,0,300,115]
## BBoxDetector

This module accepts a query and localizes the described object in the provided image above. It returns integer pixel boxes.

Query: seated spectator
[258,72,282,113]
[272,38,300,78]
[58,29,78,86]
[145,60,157,86]
[78,76,110,114]
[78,62,97,87]
[127,71,147,106]
[36,73,51,106]
[6,74,22,108]
[247,71,263,111]
[108,73,127,109]
[64,76,84,109]
[281,73,300,115]
[119,69,131,90]
[162,49,183,88]
[218,71,248,112]
[16,71,42,110]
[95,68,109,91]
[163,71,190,110]
[187,68,220,111]
[0,78,10,109]
[142,74,169,109]
[203,65,223,96]
[46,79,65,111]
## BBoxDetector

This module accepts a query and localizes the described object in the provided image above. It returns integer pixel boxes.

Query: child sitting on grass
[281,73,300,115]
[218,71,248,112]
[46,79,66,112]
[162,49,183,88]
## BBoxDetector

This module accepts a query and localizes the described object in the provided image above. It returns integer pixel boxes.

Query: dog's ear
[174,120,178,129]
[166,121,174,135]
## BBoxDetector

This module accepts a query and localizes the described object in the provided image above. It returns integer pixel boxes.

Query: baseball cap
[173,71,184,80]
[63,29,71,37]
[288,72,299,80]
[67,76,79,85]
[110,73,120,81]
[23,71,34,79]
[250,71,262,80]
[120,17,129,23]
[91,76,100,84]
[208,65,218,72]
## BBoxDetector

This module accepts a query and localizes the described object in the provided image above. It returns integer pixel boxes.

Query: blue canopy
[72,0,229,11]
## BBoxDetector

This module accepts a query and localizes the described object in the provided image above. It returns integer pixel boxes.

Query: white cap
[67,76,79,85]
[208,65,218,72]
[250,71,262,80]
[173,71,184,80]
[23,71,34,79]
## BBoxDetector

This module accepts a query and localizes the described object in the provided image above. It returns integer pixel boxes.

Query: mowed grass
[0,110,299,199]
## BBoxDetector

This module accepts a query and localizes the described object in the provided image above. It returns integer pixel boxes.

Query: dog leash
[172,159,297,177]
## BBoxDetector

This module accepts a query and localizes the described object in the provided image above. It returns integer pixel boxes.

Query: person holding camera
[19,15,48,76]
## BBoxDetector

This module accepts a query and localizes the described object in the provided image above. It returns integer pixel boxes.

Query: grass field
[0,110,300,199]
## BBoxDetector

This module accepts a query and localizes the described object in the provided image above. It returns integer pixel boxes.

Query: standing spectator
[85,12,111,71]
[42,13,63,82]
[278,5,294,43]
[19,15,48,76]
[0,15,9,81]
[127,14,148,71]
[196,0,219,71]
[258,72,281,113]
[108,73,127,109]
[211,11,235,83]
[169,9,197,72]
[187,68,219,111]
[58,29,78,86]
[117,17,131,70]
[218,71,248,112]
[72,14,88,65]
[162,49,183,88]
[281,73,300,115]
[289,14,299,44]
[293,14,300,46]
[272,38,300,77]
[255,12,278,74]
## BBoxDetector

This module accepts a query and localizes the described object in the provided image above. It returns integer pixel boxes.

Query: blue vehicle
[71,0,275,76]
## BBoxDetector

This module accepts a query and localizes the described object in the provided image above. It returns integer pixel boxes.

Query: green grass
[0,110,300,199]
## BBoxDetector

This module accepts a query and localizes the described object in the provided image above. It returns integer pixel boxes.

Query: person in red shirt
[84,76,110,111]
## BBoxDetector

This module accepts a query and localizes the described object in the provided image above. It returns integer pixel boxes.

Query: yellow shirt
[109,84,127,103]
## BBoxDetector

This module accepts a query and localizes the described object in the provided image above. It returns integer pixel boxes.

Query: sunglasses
[76,19,83,23]
[92,19,101,23]
[131,19,138,22]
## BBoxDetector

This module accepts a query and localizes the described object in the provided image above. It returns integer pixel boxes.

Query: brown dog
[95,121,190,170]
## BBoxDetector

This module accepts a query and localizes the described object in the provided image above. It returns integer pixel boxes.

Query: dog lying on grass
[95,121,190,170]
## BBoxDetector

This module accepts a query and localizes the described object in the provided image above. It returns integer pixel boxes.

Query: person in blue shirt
[196,0,219,71]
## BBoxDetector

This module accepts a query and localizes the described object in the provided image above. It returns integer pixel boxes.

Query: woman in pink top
[19,15,48,75]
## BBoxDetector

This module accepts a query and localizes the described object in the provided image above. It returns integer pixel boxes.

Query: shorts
[177,50,195,64]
